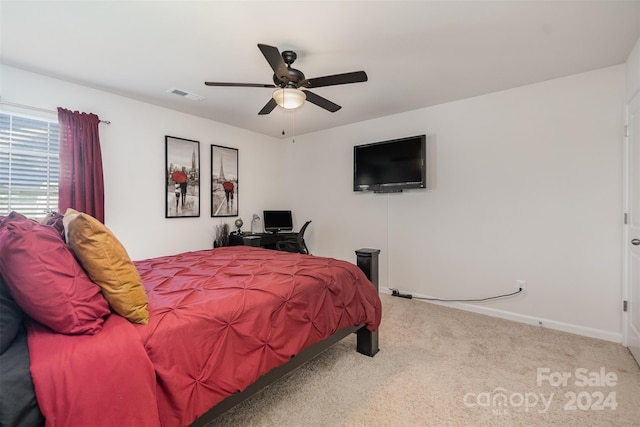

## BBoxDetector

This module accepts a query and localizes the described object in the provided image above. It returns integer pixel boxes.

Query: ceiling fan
[204,44,368,115]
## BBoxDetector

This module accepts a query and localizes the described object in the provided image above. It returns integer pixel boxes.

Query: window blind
[0,112,60,218]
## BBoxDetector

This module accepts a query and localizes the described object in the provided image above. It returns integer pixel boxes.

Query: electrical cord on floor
[389,287,523,302]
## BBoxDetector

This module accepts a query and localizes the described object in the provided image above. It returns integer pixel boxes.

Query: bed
[0,211,382,427]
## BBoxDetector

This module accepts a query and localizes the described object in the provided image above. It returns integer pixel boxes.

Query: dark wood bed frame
[189,248,381,426]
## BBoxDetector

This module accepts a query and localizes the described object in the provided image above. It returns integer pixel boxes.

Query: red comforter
[28,246,382,426]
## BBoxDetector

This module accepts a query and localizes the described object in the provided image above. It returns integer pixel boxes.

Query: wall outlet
[516,280,527,293]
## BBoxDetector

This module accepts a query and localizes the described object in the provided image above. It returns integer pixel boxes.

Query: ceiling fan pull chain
[292,110,296,143]
[282,106,287,137]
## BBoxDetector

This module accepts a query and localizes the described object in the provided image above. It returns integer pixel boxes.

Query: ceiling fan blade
[205,82,276,88]
[302,90,341,112]
[258,98,278,115]
[257,44,290,83]
[304,71,368,89]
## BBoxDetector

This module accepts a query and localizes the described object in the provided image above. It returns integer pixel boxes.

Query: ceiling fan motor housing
[273,69,305,88]
[272,50,305,88]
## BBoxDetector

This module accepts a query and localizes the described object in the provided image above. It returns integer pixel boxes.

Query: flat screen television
[353,134,427,193]
[263,210,294,233]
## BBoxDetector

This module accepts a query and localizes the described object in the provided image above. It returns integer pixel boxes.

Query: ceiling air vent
[167,88,205,101]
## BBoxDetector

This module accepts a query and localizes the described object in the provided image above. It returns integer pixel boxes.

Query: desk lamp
[251,213,260,234]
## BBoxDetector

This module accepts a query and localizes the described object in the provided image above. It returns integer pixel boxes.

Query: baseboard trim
[380,288,622,343]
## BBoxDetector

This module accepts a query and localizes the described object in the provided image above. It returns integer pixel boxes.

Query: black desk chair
[276,220,312,254]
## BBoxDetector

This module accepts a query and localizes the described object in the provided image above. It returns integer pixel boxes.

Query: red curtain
[57,108,105,223]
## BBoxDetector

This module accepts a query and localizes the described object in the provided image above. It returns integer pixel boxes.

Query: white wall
[0,65,285,260]
[284,65,625,342]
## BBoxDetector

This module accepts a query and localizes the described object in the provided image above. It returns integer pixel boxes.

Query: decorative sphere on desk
[235,218,243,233]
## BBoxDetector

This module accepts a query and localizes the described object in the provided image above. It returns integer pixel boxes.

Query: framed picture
[211,144,238,217]
[165,136,200,218]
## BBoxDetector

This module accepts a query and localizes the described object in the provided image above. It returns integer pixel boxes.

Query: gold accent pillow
[63,209,149,324]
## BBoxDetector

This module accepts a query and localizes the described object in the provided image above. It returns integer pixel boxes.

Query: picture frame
[165,136,200,218]
[211,144,238,217]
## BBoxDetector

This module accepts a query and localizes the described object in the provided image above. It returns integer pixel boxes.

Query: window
[0,112,60,219]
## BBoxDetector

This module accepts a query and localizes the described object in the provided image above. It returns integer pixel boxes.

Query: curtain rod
[0,99,111,124]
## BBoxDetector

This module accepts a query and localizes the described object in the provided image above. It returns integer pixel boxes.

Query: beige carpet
[205,294,640,427]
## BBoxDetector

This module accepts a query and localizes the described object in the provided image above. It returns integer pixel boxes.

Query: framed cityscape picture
[211,144,238,217]
[165,136,200,218]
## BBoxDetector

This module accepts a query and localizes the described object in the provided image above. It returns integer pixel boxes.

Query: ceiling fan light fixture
[272,88,306,109]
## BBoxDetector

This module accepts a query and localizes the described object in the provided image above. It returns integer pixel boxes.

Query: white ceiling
[1,1,639,138]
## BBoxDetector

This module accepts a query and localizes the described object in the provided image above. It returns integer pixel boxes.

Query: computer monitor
[263,210,293,233]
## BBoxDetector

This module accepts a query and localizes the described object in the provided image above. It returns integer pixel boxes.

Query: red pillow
[0,211,32,228]
[0,220,110,334]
